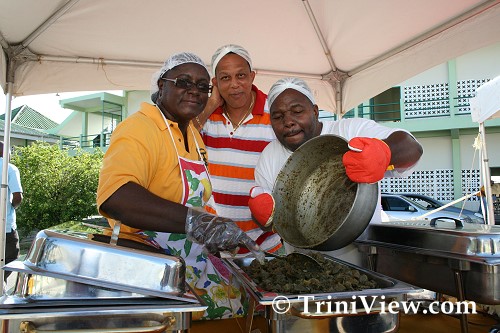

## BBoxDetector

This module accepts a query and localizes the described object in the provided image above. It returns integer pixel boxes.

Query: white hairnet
[211,44,252,77]
[150,52,209,102]
[267,77,316,109]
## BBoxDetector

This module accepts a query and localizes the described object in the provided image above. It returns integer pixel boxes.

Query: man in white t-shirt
[248,77,423,264]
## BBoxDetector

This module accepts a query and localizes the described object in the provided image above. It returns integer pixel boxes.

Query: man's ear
[157,79,164,91]
[249,71,256,83]
[313,104,319,118]
[212,77,217,86]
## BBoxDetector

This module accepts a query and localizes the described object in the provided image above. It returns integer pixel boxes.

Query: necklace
[224,92,255,132]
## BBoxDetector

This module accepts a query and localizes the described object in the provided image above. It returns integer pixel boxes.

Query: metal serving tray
[223,254,420,306]
[0,295,206,332]
[356,220,500,304]
[356,219,500,263]
[3,230,196,302]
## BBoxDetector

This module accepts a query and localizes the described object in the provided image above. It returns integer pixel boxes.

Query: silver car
[380,193,480,224]
[399,193,484,224]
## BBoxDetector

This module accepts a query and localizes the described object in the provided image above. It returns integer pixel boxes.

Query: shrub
[10,142,103,237]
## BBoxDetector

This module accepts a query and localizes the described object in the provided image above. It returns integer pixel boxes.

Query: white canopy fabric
[2,0,500,115]
[470,75,500,123]
[469,74,500,224]
[2,0,500,287]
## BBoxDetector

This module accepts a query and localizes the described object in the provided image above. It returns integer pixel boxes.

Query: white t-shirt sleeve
[322,118,418,177]
[255,141,292,191]
[8,164,23,193]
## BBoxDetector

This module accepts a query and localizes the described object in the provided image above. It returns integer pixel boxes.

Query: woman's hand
[185,208,265,263]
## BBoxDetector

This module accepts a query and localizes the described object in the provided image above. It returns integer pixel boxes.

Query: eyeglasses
[161,77,212,94]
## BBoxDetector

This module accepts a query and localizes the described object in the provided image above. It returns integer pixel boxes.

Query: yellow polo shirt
[97,102,206,233]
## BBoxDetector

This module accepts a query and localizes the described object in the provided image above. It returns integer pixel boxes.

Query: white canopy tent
[1,0,500,289]
[470,75,500,225]
[2,0,500,113]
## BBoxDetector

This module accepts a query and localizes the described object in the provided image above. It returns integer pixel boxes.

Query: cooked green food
[242,252,378,294]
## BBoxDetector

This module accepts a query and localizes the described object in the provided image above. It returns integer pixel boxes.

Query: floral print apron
[139,110,248,320]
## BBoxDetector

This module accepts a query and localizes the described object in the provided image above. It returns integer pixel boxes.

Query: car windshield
[405,199,428,210]
[382,196,427,211]
[404,196,439,210]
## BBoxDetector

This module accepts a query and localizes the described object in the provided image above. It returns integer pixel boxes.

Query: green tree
[10,142,103,237]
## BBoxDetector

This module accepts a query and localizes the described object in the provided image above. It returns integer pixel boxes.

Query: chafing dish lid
[356,219,500,262]
[3,230,198,302]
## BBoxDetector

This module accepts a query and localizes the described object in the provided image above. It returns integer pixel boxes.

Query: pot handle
[109,220,122,246]
[429,217,464,228]
[19,316,176,333]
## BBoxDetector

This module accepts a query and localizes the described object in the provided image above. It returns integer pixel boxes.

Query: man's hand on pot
[248,186,275,231]
[342,137,393,183]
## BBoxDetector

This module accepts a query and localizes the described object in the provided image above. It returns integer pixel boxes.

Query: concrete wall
[456,43,500,80]
[126,90,150,116]
[412,137,453,171]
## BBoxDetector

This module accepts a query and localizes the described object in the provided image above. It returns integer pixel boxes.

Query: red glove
[248,186,275,230]
[342,137,392,183]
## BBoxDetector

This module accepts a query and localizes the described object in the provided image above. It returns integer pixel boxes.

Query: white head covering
[150,52,209,102]
[211,44,252,77]
[267,77,316,109]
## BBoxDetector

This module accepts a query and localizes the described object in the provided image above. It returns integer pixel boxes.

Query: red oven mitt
[248,186,275,230]
[342,137,392,183]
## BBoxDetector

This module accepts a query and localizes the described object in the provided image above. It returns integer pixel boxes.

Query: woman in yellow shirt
[97,52,262,319]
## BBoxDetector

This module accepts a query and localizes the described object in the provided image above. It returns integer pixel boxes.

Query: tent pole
[0,80,14,293]
[302,0,343,116]
[301,0,337,73]
[0,50,19,293]
[478,122,495,225]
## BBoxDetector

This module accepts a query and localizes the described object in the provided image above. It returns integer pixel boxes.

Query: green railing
[59,132,111,150]
[357,102,401,121]
[352,95,473,122]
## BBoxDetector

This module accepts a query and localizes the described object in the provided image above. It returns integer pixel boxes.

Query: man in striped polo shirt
[194,44,281,253]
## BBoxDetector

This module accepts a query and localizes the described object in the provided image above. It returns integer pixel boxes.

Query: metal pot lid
[3,230,199,303]
[356,219,500,262]
[272,134,378,250]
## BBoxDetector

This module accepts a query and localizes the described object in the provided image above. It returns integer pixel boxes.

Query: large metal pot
[272,134,378,251]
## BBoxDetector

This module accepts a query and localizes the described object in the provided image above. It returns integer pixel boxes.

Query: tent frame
[3,0,500,292]
[478,122,496,224]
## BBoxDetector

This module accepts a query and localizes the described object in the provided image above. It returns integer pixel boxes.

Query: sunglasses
[161,77,212,94]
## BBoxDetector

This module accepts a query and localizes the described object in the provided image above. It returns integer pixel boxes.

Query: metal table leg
[265,306,287,333]
[449,258,471,333]
[453,270,469,333]
[245,298,256,333]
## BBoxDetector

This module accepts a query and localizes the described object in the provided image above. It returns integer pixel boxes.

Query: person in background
[0,141,23,283]
[193,44,281,254]
[97,52,262,320]
[477,180,499,222]
[249,77,423,264]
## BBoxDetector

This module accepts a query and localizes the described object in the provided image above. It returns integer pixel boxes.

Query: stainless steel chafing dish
[5,229,191,300]
[356,219,500,333]
[356,219,500,304]
[1,229,206,332]
[223,253,421,333]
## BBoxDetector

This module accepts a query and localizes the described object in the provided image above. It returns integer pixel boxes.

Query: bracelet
[195,116,202,128]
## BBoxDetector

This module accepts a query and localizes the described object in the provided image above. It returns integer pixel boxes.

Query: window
[383,197,412,212]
